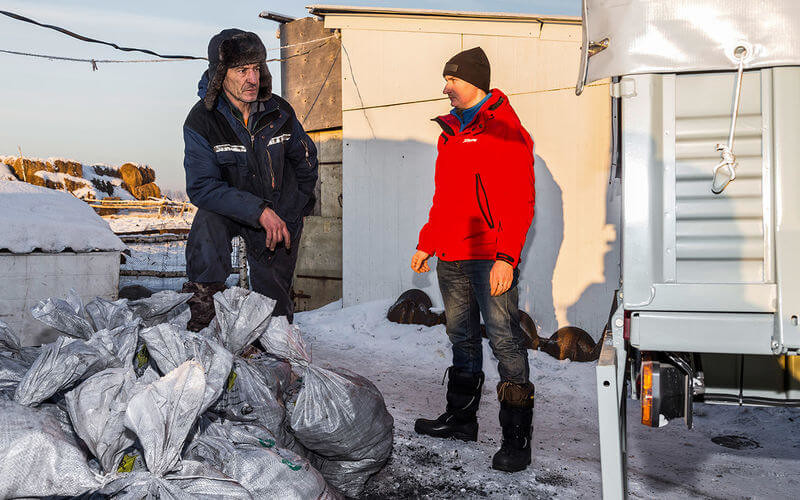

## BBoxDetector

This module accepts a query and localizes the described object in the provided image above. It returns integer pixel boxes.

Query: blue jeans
[436,259,530,384]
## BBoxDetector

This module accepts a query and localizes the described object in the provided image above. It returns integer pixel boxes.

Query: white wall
[328,13,618,337]
[0,252,119,346]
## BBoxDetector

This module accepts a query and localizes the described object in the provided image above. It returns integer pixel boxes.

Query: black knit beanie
[204,29,272,110]
[443,47,490,93]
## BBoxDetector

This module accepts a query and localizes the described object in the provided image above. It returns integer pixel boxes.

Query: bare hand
[258,207,291,251]
[490,260,514,296]
[410,250,431,273]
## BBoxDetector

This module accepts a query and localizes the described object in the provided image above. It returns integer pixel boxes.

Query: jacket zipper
[238,114,274,190]
[266,148,275,188]
[475,173,495,229]
[300,138,313,171]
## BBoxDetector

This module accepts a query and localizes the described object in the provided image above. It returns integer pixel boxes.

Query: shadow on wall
[518,153,563,337]
[567,178,621,340]
[343,134,618,341]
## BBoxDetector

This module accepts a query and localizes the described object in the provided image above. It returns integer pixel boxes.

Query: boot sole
[491,457,532,472]
[414,424,477,442]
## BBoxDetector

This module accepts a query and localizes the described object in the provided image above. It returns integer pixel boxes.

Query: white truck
[575,1,800,497]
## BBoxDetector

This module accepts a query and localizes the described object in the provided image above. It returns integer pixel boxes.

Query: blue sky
[0,1,579,189]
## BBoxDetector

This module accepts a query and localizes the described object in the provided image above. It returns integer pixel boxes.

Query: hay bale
[133,182,161,200]
[63,177,91,193]
[13,158,48,186]
[51,159,83,177]
[39,176,66,191]
[120,163,143,189]
[138,165,156,184]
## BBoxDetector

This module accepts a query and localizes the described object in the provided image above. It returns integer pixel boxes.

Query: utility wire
[0,34,339,71]
[0,9,205,59]
[0,49,196,70]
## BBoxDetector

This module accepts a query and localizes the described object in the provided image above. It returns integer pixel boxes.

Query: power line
[0,49,197,70]
[0,34,339,71]
[0,9,205,60]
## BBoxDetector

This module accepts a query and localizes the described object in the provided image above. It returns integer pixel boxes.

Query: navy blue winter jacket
[183,72,318,237]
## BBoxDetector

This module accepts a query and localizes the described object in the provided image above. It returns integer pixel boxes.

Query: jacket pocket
[215,150,249,186]
[475,173,495,229]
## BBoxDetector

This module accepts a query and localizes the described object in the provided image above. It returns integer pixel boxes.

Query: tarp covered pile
[0,287,394,499]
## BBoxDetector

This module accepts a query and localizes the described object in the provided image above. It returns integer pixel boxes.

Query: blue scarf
[451,92,492,132]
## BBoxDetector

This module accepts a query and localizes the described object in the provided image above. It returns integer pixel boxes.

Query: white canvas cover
[578,0,800,92]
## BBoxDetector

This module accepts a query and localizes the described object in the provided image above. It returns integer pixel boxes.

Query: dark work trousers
[186,209,302,320]
[436,259,530,385]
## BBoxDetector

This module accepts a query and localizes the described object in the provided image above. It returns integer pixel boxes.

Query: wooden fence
[84,197,192,216]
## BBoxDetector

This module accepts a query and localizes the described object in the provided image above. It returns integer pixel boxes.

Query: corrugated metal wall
[322,12,616,338]
[674,71,766,283]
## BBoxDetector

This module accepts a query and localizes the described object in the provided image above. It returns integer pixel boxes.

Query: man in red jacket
[410,47,536,472]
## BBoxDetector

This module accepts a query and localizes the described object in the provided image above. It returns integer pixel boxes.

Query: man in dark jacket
[181,29,318,329]
[411,47,536,472]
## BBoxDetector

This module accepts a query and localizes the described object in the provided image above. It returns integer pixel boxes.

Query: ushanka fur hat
[204,29,272,110]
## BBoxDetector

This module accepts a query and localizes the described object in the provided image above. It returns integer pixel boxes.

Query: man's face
[443,76,481,109]
[223,63,260,104]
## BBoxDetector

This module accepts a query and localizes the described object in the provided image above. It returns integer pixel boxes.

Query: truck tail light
[641,359,655,426]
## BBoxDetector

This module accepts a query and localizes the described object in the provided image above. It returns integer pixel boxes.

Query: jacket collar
[215,92,281,135]
[432,89,507,136]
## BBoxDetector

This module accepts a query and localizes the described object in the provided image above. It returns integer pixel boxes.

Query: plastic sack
[92,361,252,499]
[128,291,192,328]
[214,287,276,355]
[64,367,158,473]
[290,366,394,497]
[125,360,206,475]
[15,322,139,406]
[0,325,29,399]
[259,316,312,366]
[187,422,339,500]
[0,400,101,498]
[30,289,94,339]
[140,323,233,414]
[0,321,40,369]
[258,317,394,496]
[214,357,292,447]
[0,319,22,354]
[0,354,27,400]
[248,353,294,399]
[85,297,135,331]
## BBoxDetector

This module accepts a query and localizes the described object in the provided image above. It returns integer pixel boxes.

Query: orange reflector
[641,361,654,426]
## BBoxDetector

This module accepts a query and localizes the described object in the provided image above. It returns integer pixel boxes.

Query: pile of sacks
[0,287,394,499]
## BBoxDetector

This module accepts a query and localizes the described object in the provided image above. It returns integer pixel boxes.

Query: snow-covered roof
[0,181,125,253]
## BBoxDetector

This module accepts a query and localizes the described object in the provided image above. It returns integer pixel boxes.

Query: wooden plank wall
[280,18,344,311]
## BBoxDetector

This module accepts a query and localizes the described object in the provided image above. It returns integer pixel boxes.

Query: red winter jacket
[417,89,535,268]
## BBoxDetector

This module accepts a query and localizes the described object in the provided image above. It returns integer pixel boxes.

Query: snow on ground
[0,181,124,253]
[295,300,800,499]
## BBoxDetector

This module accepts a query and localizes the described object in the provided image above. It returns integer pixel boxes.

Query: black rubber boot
[415,368,484,441]
[492,382,535,472]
